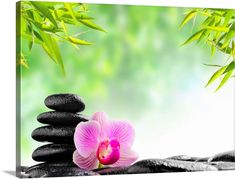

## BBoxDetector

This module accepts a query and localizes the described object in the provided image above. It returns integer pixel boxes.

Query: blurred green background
[20,4,234,166]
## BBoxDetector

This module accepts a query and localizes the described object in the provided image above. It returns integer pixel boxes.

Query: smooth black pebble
[44,94,85,112]
[208,150,235,163]
[94,167,129,175]
[37,111,89,126]
[25,163,98,178]
[127,159,218,173]
[166,155,200,162]
[195,157,209,162]
[210,162,235,170]
[32,126,75,144]
[32,144,76,162]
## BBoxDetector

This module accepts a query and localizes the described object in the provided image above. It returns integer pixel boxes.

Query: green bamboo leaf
[26,24,34,51]
[64,3,79,25]
[205,66,227,87]
[31,1,58,28]
[38,30,65,74]
[19,52,29,69]
[223,11,234,27]
[61,20,68,36]
[221,29,235,49]
[60,13,93,20]
[67,36,92,45]
[210,44,216,59]
[179,10,197,29]
[22,32,43,44]
[76,14,94,20]
[216,32,227,43]
[216,42,232,54]
[181,29,205,46]
[198,10,212,17]
[26,9,34,20]
[208,40,232,54]
[203,25,229,32]
[203,63,222,67]
[33,30,43,42]
[199,18,215,44]
[202,17,213,26]
[232,41,235,58]
[223,61,235,74]
[215,70,233,91]
[79,19,106,32]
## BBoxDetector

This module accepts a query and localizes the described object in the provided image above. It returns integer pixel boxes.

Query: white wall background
[0,0,234,179]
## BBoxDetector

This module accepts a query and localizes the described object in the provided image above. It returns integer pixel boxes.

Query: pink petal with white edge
[107,121,135,148]
[73,150,99,170]
[92,112,109,139]
[111,149,138,167]
[74,121,100,158]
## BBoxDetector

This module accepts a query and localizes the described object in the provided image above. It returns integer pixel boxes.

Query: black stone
[208,150,235,163]
[25,163,98,178]
[37,111,89,126]
[32,144,76,162]
[94,167,129,175]
[209,162,235,170]
[195,157,209,162]
[44,94,85,112]
[32,126,75,144]
[26,162,76,171]
[127,159,218,173]
[167,155,200,162]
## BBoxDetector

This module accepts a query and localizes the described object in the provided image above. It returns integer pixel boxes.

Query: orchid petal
[73,150,99,170]
[74,121,100,158]
[111,149,138,167]
[107,121,135,148]
[92,112,109,139]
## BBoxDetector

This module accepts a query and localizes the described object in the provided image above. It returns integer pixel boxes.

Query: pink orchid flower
[73,112,138,170]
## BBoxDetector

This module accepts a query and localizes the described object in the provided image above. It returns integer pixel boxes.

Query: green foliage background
[19,3,232,165]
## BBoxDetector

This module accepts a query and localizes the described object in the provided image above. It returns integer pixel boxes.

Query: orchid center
[97,138,120,165]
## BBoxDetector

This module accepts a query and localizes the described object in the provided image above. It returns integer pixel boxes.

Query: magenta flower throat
[73,112,138,170]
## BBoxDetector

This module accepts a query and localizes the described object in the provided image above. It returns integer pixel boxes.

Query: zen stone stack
[25,94,97,177]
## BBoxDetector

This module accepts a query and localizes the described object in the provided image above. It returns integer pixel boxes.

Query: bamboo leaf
[215,70,233,91]
[64,3,79,25]
[31,1,58,28]
[210,45,216,59]
[208,40,232,54]
[179,10,197,29]
[38,29,65,74]
[22,32,43,44]
[221,29,235,49]
[232,41,235,58]
[33,30,43,42]
[60,13,93,20]
[67,36,92,45]
[203,25,229,32]
[223,61,235,74]
[205,66,227,87]
[216,32,227,43]
[61,20,68,36]
[216,42,232,54]
[181,29,205,46]
[19,53,29,69]
[223,11,234,27]
[79,19,106,32]
[203,63,222,67]
[26,24,34,51]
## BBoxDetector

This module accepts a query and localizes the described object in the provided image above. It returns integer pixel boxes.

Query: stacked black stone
[25,94,97,177]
